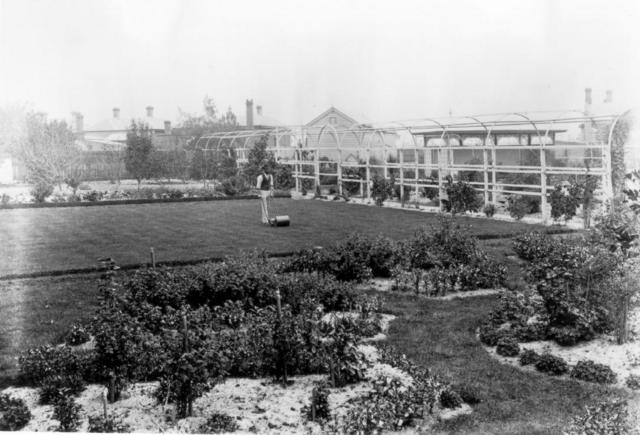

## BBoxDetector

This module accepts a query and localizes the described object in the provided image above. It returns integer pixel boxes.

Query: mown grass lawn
[0,199,550,277]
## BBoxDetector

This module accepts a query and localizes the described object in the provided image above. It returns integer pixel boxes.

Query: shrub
[566,398,629,435]
[548,326,587,347]
[519,349,540,366]
[322,316,368,387]
[53,395,82,432]
[454,384,482,405]
[514,321,549,342]
[186,254,280,308]
[88,415,132,433]
[340,376,437,433]
[0,394,32,431]
[483,203,497,217]
[512,232,561,262]
[478,323,514,347]
[442,177,482,215]
[371,176,394,206]
[550,184,580,222]
[507,195,531,220]
[31,182,54,203]
[156,330,228,418]
[38,374,85,404]
[534,353,568,376]
[83,190,103,202]
[199,412,239,433]
[221,175,250,196]
[439,389,463,409]
[18,345,88,385]
[64,323,91,346]
[570,360,617,384]
[366,235,398,278]
[496,336,520,357]
[625,374,640,390]
[302,381,331,422]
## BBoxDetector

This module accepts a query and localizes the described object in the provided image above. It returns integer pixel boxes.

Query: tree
[16,113,80,191]
[175,97,240,186]
[124,121,154,190]
[243,134,276,182]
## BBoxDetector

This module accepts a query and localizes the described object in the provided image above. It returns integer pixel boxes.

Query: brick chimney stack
[164,121,172,134]
[246,99,254,128]
[584,88,593,143]
[604,90,613,103]
[113,107,120,119]
[584,88,592,111]
[146,106,154,117]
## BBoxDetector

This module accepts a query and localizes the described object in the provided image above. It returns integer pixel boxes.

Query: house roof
[86,116,166,132]
[306,106,360,127]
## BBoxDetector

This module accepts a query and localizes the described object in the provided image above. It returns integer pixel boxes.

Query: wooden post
[275,289,287,385]
[365,148,371,200]
[101,389,108,419]
[539,137,548,223]
[399,149,405,207]
[150,247,156,269]
[483,147,489,205]
[182,313,189,353]
[108,371,116,403]
[314,149,320,192]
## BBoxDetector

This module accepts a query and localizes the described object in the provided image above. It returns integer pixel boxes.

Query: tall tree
[17,113,79,190]
[243,134,276,182]
[124,121,154,190]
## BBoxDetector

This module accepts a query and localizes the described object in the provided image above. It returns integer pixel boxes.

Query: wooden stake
[101,389,108,419]
[150,247,156,269]
[108,371,116,403]
[275,289,287,386]
[182,313,189,353]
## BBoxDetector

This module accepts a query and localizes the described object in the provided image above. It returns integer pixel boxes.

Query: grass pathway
[382,291,625,434]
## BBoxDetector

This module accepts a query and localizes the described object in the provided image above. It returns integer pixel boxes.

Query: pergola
[196,110,633,222]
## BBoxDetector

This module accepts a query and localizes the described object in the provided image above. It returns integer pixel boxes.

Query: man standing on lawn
[256,165,274,224]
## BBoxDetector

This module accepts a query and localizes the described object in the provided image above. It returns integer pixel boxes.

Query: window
[329,116,337,125]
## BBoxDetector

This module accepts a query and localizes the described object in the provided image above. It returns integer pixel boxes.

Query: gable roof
[306,106,360,127]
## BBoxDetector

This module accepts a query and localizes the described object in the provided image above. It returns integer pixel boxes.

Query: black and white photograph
[1,0,639,433]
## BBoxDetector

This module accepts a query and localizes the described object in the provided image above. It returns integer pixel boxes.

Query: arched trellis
[193,110,630,225]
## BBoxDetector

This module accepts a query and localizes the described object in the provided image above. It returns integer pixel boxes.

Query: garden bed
[0,314,476,433]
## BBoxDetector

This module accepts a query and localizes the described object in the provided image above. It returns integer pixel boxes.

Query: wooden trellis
[197,110,633,223]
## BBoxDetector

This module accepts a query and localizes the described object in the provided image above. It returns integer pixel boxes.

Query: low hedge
[534,353,569,376]
[570,360,617,384]
[0,193,291,210]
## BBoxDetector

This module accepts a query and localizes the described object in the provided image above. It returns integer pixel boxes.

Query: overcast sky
[1,0,639,127]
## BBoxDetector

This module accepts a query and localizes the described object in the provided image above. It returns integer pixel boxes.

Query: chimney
[146,106,154,117]
[164,120,172,134]
[256,105,263,116]
[584,88,592,110]
[604,89,613,103]
[71,112,84,134]
[583,88,593,143]
[113,107,120,119]
[246,99,254,128]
